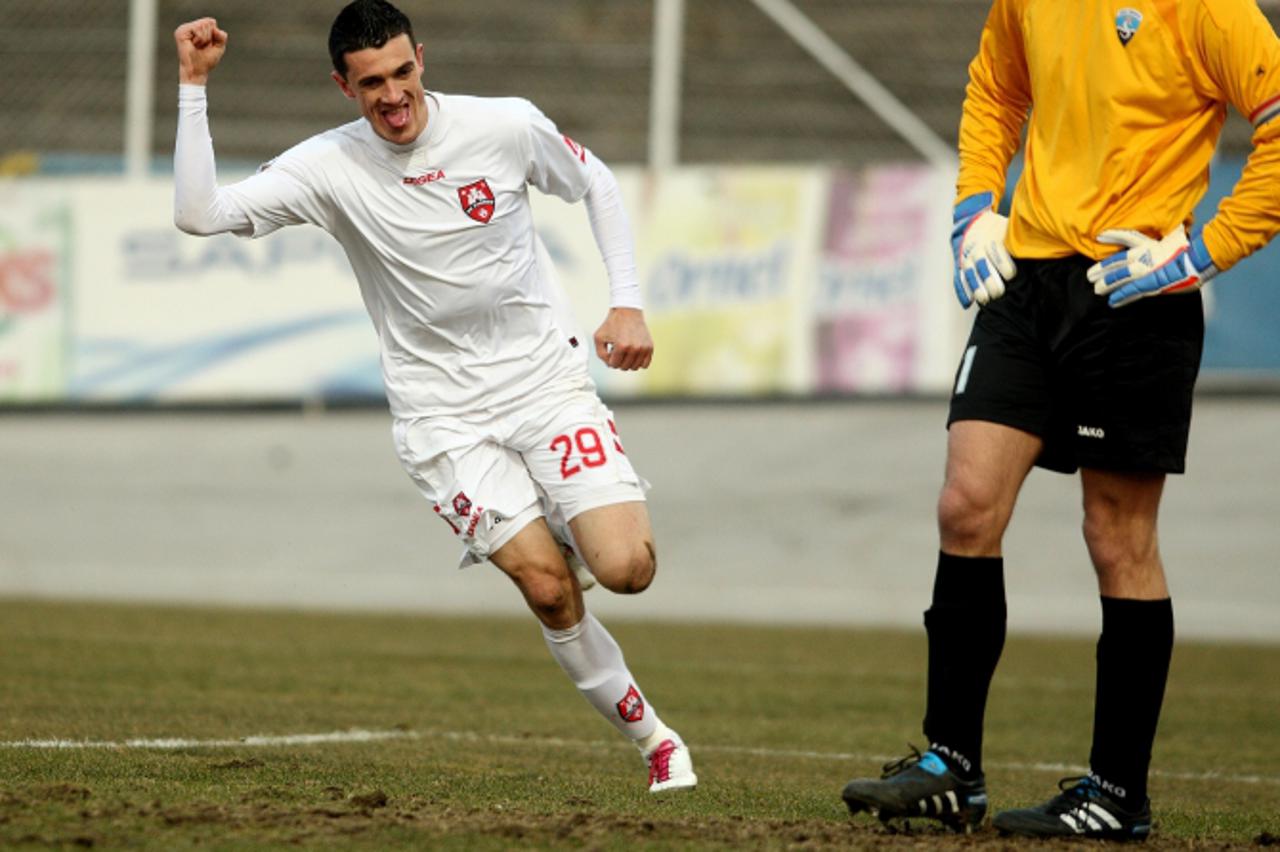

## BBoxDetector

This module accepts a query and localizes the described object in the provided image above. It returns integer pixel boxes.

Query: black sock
[922,551,1006,779]
[1089,596,1174,806]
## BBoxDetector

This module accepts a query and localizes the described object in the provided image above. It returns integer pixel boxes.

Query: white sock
[542,612,659,745]
[635,722,678,756]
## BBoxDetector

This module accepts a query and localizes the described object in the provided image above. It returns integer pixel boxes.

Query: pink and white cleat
[646,736,697,793]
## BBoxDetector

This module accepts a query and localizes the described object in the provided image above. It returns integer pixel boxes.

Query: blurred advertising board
[631,168,825,397]
[815,166,960,394]
[540,167,828,397]
[535,165,962,398]
[5,163,1272,406]
[3,178,378,404]
[0,182,72,401]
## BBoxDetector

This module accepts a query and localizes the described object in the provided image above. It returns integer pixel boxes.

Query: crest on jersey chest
[1115,8,1142,46]
[457,178,495,223]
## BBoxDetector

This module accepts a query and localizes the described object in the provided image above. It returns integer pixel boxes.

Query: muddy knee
[594,541,656,595]
[517,564,576,621]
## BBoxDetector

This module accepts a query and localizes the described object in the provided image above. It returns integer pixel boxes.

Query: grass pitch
[0,599,1276,849]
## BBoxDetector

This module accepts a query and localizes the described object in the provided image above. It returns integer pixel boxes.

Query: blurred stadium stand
[5,0,1276,174]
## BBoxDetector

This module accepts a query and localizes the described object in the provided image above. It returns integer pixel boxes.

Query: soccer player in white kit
[171,0,696,793]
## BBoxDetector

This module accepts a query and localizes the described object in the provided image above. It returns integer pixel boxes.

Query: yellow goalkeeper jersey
[956,0,1280,270]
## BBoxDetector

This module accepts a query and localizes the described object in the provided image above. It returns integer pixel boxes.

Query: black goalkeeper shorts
[946,255,1204,475]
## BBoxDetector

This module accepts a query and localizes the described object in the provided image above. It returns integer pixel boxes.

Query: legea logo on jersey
[402,169,445,186]
[458,179,496,223]
[1115,8,1142,46]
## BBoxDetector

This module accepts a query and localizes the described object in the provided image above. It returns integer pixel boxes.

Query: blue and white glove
[1086,225,1218,308]
[951,192,1017,309]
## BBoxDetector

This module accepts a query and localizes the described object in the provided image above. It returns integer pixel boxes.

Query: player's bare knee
[595,541,655,595]
[936,482,1003,550]
[518,568,573,620]
[1083,491,1157,554]
[1081,512,1112,563]
[1083,516,1157,576]
[625,541,657,593]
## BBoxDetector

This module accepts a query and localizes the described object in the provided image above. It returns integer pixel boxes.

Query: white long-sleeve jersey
[174,86,641,418]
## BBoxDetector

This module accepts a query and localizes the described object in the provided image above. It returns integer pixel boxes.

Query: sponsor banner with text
[0,182,72,401]
[37,178,377,403]
[634,168,826,396]
[816,166,961,394]
[533,168,826,397]
[15,161,1276,405]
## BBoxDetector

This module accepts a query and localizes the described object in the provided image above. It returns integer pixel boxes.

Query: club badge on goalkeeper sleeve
[1087,225,1218,308]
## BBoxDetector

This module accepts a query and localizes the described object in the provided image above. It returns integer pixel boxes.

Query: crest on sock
[616,684,645,722]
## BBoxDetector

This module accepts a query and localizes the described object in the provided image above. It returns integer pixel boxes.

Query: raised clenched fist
[174,18,228,85]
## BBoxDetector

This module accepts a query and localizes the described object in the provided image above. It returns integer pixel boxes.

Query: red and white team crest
[457,179,495,223]
[452,492,473,517]
[615,684,645,723]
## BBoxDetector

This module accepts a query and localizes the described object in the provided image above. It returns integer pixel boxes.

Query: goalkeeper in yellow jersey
[841,0,1280,841]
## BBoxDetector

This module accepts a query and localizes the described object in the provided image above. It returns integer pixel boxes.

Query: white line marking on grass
[4,728,1276,788]
[0,729,419,750]
[419,731,1280,787]
[678,746,1280,787]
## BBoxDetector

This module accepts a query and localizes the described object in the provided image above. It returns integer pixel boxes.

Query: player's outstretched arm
[175,18,227,86]
[594,308,653,371]
[172,17,256,237]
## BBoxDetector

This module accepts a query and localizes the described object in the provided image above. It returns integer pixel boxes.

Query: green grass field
[0,599,1276,849]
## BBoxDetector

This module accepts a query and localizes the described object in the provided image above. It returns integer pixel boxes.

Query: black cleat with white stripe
[993,776,1152,841]
[841,746,988,834]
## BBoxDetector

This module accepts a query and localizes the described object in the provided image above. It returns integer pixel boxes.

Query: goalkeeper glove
[951,191,1016,309]
[1087,225,1218,308]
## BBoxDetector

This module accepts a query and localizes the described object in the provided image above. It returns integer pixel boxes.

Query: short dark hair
[328,0,416,77]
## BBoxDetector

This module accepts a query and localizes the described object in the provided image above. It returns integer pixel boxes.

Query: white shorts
[392,384,647,567]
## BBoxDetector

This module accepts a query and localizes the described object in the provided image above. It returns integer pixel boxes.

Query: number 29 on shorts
[550,420,625,480]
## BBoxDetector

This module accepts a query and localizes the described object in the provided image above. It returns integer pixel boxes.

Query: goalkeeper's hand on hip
[1087,225,1217,308]
[951,192,1017,309]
